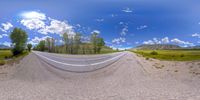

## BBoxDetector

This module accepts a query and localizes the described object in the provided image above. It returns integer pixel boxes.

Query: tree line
[34,32,106,54]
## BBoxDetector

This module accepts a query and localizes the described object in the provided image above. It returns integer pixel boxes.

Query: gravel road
[0,52,199,100]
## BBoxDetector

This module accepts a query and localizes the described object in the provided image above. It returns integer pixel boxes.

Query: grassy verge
[132,49,200,61]
[0,50,29,65]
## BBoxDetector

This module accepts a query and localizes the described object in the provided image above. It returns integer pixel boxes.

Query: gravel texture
[0,52,199,100]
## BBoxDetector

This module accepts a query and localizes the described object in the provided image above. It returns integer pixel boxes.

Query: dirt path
[0,52,199,100]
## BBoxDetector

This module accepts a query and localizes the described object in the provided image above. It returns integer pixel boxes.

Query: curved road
[33,51,126,72]
[0,52,199,100]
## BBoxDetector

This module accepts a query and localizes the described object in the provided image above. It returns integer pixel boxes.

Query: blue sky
[0,0,200,49]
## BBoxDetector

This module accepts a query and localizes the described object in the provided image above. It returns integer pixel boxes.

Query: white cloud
[21,11,46,20]
[161,37,169,44]
[112,37,126,44]
[2,34,8,37]
[91,30,100,34]
[135,41,139,44]
[28,36,52,45]
[96,19,104,22]
[120,26,128,35]
[143,37,169,45]
[0,41,11,47]
[38,18,75,35]
[0,22,13,32]
[171,38,194,47]
[111,14,117,17]
[137,25,148,30]
[143,37,194,47]
[0,34,9,38]
[20,11,75,36]
[192,33,200,38]
[20,11,46,30]
[122,7,133,13]
[143,40,154,45]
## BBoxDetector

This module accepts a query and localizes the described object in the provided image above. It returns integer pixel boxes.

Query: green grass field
[0,50,29,65]
[0,50,12,60]
[132,49,200,61]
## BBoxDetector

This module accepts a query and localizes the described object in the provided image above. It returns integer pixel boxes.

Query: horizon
[0,0,200,50]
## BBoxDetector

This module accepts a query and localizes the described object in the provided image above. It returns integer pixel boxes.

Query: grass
[132,49,200,61]
[0,50,29,65]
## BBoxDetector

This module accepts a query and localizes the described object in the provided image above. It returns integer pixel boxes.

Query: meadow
[0,50,29,65]
[133,49,200,61]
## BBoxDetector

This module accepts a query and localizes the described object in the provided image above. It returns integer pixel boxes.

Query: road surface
[0,51,199,100]
[33,51,126,72]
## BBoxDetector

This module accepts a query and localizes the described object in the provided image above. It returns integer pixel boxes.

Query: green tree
[37,40,46,51]
[62,32,69,53]
[10,28,28,55]
[90,32,99,54]
[97,38,105,53]
[73,33,81,54]
[27,44,32,52]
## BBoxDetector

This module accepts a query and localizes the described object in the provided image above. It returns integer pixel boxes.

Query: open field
[132,49,200,61]
[0,50,29,65]
[0,50,12,60]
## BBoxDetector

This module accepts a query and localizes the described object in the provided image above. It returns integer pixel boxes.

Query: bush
[180,54,185,57]
[0,60,5,66]
[150,51,158,55]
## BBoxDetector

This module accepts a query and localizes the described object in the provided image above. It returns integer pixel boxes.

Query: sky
[0,0,200,50]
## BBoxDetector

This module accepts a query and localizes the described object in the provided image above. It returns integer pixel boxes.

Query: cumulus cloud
[91,30,100,34]
[38,18,74,35]
[20,11,75,35]
[20,11,46,30]
[112,37,126,44]
[143,37,162,45]
[143,40,154,45]
[0,34,9,38]
[137,25,148,30]
[161,37,169,44]
[171,38,194,47]
[28,36,52,45]
[0,22,13,32]
[122,7,133,13]
[0,41,11,47]
[192,33,200,38]
[120,26,128,35]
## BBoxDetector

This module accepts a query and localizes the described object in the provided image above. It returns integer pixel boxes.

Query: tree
[27,44,32,52]
[73,33,81,54]
[46,37,51,52]
[37,40,46,51]
[97,38,105,53]
[62,32,69,53]
[10,28,28,55]
[90,32,99,54]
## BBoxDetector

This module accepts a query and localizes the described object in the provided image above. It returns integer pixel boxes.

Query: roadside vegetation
[34,31,117,54]
[133,49,200,61]
[0,28,31,65]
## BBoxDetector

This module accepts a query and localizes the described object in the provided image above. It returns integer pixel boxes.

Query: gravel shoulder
[0,52,199,100]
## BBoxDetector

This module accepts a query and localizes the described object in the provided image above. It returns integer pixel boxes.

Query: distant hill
[134,44,182,50]
[0,45,11,49]
[191,45,200,49]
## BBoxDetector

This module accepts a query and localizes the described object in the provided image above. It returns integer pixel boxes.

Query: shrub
[0,60,5,66]
[180,54,185,57]
[150,51,158,55]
